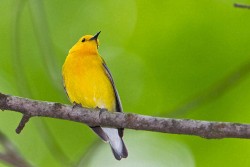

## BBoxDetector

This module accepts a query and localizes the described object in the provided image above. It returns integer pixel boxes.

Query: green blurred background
[1,0,250,166]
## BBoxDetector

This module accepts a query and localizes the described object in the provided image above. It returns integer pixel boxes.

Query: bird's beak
[90,31,101,41]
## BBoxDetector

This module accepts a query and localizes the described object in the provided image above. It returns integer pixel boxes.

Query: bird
[62,31,128,160]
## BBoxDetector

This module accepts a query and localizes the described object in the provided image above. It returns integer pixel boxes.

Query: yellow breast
[62,53,115,111]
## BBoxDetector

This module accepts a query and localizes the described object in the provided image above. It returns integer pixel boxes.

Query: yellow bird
[62,31,128,160]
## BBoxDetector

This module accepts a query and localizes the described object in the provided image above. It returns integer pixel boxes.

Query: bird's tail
[102,127,128,160]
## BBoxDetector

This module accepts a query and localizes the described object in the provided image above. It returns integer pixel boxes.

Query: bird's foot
[72,102,82,111]
[95,107,106,118]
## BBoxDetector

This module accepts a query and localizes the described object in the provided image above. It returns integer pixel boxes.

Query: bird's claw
[72,102,82,111]
[98,108,106,118]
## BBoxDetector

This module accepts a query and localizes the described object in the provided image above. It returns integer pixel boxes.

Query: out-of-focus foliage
[1,0,250,166]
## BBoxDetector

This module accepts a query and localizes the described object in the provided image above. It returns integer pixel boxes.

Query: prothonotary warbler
[62,31,128,160]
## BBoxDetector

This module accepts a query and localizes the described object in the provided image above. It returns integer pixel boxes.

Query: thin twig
[1,92,250,139]
[234,3,250,9]
[16,114,30,134]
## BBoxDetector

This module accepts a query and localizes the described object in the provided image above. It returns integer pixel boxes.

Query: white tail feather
[102,127,127,159]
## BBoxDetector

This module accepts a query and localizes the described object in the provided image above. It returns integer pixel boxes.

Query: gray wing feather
[102,62,123,113]
[102,62,124,137]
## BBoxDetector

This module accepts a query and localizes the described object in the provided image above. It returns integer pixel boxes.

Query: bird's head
[69,31,101,54]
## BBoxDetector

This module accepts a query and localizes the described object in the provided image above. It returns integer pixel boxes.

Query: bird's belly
[64,65,115,111]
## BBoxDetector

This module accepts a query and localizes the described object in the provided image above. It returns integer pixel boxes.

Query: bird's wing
[102,61,124,138]
[102,62,123,113]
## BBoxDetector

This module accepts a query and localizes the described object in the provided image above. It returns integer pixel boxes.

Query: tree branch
[1,92,250,139]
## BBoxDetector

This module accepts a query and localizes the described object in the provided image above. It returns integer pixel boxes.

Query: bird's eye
[81,38,86,42]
